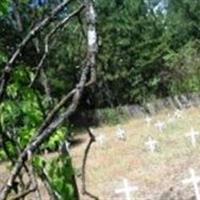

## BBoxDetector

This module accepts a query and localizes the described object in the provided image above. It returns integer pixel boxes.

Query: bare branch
[81,128,98,200]
[9,164,37,200]
[12,0,23,32]
[29,4,85,87]
[9,187,36,200]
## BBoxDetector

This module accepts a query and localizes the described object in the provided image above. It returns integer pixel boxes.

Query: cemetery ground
[1,106,200,199]
[72,106,200,200]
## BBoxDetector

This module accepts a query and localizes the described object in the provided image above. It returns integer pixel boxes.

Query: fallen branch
[81,127,99,200]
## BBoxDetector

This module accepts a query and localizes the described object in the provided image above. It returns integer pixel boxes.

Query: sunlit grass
[72,106,200,199]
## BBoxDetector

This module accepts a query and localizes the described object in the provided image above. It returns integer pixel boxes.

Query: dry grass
[71,106,200,200]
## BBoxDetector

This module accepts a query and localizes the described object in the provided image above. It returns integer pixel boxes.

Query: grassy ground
[1,106,200,199]
[71,106,200,200]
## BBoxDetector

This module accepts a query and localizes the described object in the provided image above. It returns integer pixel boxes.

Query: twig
[81,127,99,200]
[9,164,37,200]
[8,187,36,200]
[39,169,59,200]
[29,4,85,87]
[12,0,23,32]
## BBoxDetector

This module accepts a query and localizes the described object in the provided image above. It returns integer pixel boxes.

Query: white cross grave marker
[154,121,165,132]
[115,179,138,200]
[116,125,126,141]
[96,134,106,147]
[145,136,158,153]
[145,116,152,126]
[186,128,199,147]
[174,109,183,119]
[182,168,200,200]
[167,113,176,124]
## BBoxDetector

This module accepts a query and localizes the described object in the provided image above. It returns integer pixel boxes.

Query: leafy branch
[0,0,98,199]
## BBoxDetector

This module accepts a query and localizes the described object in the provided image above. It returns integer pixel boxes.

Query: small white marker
[182,168,200,200]
[145,137,158,153]
[96,134,106,147]
[145,116,152,126]
[115,179,138,200]
[174,109,183,119]
[116,125,126,141]
[154,121,165,132]
[186,128,199,147]
[167,113,176,124]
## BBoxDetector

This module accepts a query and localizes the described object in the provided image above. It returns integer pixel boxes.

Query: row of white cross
[146,109,183,131]
[96,126,200,153]
[115,168,200,200]
[146,127,200,152]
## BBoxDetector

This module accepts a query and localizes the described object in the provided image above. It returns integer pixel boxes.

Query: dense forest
[0,0,200,199]
[1,0,200,109]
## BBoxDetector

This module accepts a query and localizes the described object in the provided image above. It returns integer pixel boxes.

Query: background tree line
[1,0,200,110]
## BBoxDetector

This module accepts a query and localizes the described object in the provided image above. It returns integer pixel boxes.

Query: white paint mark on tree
[182,168,200,200]
[89,4,96,20]
[88,28,97,47]
[115,179,138,200]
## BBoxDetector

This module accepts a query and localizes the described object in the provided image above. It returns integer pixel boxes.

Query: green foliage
[164,40,200,95]
[0,51,7,65]
[47,156,75,200]
[33,155,76,200]
[44,127,67,151]
[0,0,10,16]
[93,0,200,105]
[97,107,128,125]
[0,64,75,198]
